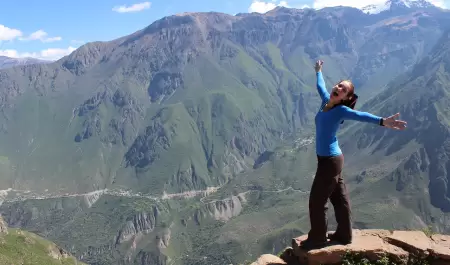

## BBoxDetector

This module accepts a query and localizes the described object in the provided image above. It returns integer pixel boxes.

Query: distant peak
[362,0,437,14]
[0,56,51,69]
[264,6,311,16]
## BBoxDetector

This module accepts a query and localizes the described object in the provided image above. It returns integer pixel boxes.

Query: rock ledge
[0,215,8,234]
[250,229,450,265]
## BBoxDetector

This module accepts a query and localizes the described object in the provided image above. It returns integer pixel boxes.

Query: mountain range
[1,1,450,265]
[0,56,50,69]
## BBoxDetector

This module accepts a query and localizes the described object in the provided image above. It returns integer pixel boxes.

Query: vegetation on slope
[0,217,85,265]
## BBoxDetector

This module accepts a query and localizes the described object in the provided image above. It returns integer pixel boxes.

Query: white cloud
[429,0,446,8]
[313,0,446,9]
[71,40,85,44]
[0,25,23,41]
[19,30,62,43]
[0,46,76,61]
[248,0,290,13]
[112,2,151,13]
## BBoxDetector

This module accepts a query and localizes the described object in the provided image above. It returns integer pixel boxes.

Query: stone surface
[430,234,450,261]
[385,230,432,258]
[250,254,287,265]
[292,230,409,265]
[251,229,450,265]
[353,229,392,237]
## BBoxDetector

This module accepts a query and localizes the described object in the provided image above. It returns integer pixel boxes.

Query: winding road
[0,184,310,207]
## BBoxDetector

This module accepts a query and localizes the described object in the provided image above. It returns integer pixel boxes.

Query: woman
[300,60,407,251]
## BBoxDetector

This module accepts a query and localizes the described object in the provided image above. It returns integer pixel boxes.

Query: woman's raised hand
[315,60,323,72]
[383,113,407,130]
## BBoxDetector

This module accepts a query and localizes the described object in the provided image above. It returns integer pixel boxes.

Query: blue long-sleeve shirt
[314,71,382,157]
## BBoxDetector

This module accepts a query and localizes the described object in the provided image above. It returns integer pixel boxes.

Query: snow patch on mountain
[362,0,437,14]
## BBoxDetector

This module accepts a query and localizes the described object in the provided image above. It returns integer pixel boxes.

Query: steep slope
[0,215,86,265]
[351,10,444,95]
[0,12,316,195]
[0,56,50,69]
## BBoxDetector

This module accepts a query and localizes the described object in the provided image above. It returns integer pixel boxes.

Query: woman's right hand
[383,113,407,130]
[315,60,323,72]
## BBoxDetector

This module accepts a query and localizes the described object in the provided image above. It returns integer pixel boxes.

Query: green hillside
[0,217,85,265]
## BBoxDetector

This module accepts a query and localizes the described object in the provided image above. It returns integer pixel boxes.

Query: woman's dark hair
[341,93,358,109]
[339,80,357,124]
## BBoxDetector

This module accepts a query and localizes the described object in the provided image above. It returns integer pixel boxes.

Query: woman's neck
[327,98,339,107]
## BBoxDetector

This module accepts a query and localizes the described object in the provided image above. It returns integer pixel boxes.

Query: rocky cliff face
[194,193,247,223]
[116,209,158,244]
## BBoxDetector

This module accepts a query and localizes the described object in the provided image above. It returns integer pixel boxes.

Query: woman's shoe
[300,238,328,251]
[327,232,352,245]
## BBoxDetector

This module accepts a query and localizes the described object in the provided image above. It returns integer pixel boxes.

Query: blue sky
[0,0,447,60]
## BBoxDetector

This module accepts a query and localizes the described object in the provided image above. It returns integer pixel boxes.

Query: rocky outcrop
[206,193,246,221]
[0,215,8,234]
[157,228,171,249]
[47,245,70,260]
[193,192,247,225]
[115,209,158,244]
[251,229,450,265]
[133,250,168,265]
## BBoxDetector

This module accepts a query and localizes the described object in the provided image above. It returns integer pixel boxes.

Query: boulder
[430,234,450,261]
[250,254,287,265]
[250,229,450,265]
[385,230,432,258]
[292,229,408,265]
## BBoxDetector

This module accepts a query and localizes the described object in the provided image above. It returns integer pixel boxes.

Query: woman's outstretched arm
[340,107,383,125]
[316,71,330,102]
[340,107,407,130]
[315,60,330,102]
[314,60,330,101]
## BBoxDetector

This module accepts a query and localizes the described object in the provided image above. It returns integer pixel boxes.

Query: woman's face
[331,81,352,102]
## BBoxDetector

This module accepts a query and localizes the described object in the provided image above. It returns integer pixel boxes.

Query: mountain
[0,215,86,265]
[0,6,447,195]
[0,5,450,265]
[362,0,439,14]
[0,56,50,69]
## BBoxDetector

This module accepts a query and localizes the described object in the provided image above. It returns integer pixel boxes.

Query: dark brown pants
[307,154,352,243]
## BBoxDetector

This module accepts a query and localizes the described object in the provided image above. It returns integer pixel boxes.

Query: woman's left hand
[383,113,407,130]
